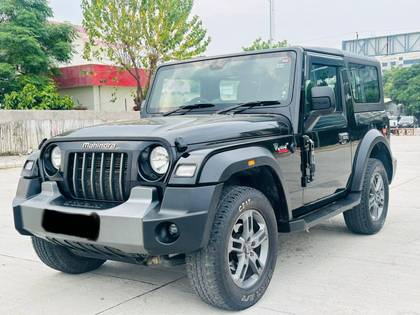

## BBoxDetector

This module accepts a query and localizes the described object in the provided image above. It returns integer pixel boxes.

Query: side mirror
[304,86,336,131]
[311,86,335,111]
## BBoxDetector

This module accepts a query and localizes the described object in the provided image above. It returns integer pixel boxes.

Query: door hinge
[301,135,316,187]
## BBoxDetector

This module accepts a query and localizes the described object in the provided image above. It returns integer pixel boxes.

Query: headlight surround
[50,146,62,170]
[43,145,61,176]
[138,145,171,182]
[149,146,170,175]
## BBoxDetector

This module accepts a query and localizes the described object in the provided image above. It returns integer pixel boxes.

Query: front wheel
[186,186,278,310]
[32,237,106,274]
[344,158,389,235]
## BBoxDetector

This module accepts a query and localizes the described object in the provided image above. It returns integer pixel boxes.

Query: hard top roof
[160,46,379,67]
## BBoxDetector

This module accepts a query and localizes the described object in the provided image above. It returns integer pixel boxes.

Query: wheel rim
[369,172,385,221]
[228,209,269,289]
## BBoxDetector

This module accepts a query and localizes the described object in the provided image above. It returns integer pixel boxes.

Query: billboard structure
[342,32,420,70]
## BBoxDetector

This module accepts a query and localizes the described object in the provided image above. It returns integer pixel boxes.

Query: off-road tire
[186,186,278,310]
[32,237,106,274]
[344,158,389,235]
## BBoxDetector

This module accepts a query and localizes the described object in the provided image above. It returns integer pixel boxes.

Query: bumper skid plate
[15,182,158,254]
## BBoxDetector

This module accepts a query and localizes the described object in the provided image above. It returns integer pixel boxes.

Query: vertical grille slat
[81,153,87,199]
[68,151,128,202]
[108,153,115,201]
[90,153,96,200]
[99,153,105,200]
[72,153,80,198]
[118,153,125,201]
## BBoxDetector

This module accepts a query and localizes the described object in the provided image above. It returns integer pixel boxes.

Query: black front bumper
[13,178,223,257]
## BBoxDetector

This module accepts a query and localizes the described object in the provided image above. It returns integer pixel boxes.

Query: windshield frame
[144,49,298,116]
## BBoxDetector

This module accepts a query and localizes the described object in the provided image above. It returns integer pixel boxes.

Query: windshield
[147,51,296,114]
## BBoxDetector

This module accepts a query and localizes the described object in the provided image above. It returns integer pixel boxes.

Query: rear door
[302,54,352,205]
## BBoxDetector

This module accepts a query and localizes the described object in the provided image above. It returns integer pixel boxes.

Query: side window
[348,64,380,103]
[306,64,342,113]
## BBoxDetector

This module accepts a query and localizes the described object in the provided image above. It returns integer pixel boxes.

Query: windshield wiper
[216,100,281,115]
[163,103,215,117]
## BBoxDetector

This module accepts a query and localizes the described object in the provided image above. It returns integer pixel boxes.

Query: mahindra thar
[13,47,396,310]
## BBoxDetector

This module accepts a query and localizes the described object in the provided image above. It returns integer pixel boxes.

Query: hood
[55,114,291,146]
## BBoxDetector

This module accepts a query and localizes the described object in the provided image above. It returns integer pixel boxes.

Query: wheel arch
[199,146,292,227]
[351,129,395,192]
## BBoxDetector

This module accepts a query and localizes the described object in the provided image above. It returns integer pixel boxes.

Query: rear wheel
[186,186,278,310]
[344,158,389,235]
[32,237,106,274]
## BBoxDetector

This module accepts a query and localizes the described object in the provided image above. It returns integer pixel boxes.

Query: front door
[302,55,352,205]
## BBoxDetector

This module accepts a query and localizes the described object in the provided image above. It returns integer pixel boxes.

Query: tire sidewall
[363,160,389,231]
[218,188,278,309]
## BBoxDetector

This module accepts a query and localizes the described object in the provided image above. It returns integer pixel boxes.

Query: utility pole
[268,0,275,41]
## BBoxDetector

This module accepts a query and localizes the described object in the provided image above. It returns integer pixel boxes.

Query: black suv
[13,47,396,310]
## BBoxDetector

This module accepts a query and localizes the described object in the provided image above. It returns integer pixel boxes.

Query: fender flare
[198,146,292,212]
[351,129,394,192]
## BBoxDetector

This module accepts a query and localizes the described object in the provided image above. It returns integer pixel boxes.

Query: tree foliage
[2,83,74,110]
[0,0,75,103]
[82,0,211,108]
[242,38,288,52]
[384,65,420,116]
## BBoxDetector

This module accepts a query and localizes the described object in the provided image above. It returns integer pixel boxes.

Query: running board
[284,192,361,232]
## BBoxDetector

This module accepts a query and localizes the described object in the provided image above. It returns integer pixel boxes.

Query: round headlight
[149,146,169,175]
[50,146,62,170]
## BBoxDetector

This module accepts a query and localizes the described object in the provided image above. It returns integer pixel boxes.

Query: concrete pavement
[1,136,419,315]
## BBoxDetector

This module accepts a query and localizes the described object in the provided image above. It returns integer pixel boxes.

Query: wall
[59,86,94,109]
[58,86,137,112]
[0,110,138,155]
[94,86,137,112]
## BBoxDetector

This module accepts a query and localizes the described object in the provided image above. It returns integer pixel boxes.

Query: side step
[286,192,361,232]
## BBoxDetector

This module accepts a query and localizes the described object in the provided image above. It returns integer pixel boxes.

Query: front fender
[351,129,395,192]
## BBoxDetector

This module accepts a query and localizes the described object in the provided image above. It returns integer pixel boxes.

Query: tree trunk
[132,84,143,111]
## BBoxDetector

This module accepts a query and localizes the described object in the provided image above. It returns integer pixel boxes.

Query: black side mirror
[304,86,336,131]
[311,86,336,111]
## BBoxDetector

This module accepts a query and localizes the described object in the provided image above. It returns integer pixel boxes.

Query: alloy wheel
[369,172,385,221]
[228,209,269,289]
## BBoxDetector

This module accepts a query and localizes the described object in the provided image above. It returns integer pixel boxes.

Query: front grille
[67,152,128,202]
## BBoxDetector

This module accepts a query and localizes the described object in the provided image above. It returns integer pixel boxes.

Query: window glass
[305,64,342,113]
[158,79,200,110]
[148,51,296,114]
[348,64,380,103]
[219,80,240,101]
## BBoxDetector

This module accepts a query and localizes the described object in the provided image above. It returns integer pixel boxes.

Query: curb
[0,157,26,170]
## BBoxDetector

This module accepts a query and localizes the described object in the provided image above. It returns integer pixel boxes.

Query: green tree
[82,0,211,109]
[384,65,420,117]
[0,0,75,103]
[242,38,288,51]
[3,82,74,110]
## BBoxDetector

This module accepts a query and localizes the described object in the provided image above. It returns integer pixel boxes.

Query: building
[342,32,420,71]
[55,64,148,112]
[54,23,147,111]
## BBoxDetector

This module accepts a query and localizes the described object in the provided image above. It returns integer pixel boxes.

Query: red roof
[55,64,149,89]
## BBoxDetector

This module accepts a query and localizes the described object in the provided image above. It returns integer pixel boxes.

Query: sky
[49,0,420,56]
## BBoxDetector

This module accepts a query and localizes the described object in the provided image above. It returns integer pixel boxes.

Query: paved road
[1,136,419,315]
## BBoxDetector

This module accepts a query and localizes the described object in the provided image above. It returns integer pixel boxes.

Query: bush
[3,83,74,110]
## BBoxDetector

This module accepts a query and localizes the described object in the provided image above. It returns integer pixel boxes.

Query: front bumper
[13,180,223,256]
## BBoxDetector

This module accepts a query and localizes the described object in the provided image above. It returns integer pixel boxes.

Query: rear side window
[348,64,380,103]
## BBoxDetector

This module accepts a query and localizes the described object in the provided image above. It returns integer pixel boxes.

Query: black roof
[161,46,379,67]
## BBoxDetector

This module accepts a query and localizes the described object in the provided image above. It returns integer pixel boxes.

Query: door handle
[338,132,350,144]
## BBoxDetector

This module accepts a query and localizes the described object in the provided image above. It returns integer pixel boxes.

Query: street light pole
[268,0,275,41]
